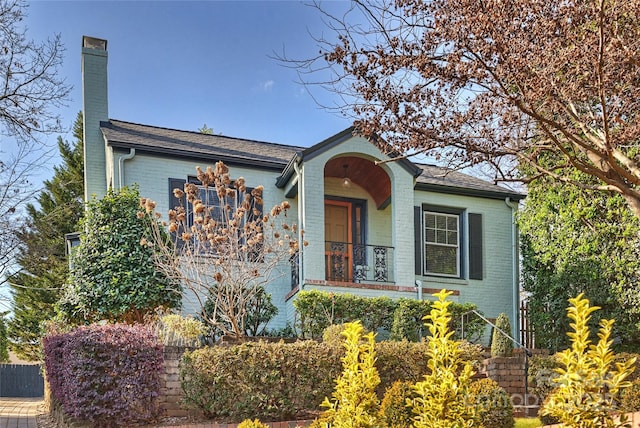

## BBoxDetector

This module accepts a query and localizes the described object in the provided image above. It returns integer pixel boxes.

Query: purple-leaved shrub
[43,323,163,427]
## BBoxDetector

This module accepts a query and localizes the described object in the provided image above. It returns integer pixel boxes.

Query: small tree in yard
[491,313,514,358]
[147,162,305,339]
[59,186,182,324]
[315,320,381,428]
[410,289,479,428]
[542,293,636,428]
[294,0,640,219]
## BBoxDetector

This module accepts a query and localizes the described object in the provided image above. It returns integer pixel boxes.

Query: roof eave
[275,153,303,188]
[414,182,526,201]
[108,140,288,171]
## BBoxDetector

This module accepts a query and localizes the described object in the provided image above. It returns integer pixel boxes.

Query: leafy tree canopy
[519,170,640,351]
[59,186,182,324]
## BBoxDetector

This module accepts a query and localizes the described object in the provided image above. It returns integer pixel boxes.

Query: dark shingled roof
[101,119,303,170]
[415,163,525,200]
[100,119,525,200]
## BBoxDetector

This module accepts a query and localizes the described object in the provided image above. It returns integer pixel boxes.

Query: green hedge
[294,290,485,342]
[180,339,485,422]
[181,340,343,421]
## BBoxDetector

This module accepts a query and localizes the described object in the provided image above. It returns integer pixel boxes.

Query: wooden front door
[325,200,352,281]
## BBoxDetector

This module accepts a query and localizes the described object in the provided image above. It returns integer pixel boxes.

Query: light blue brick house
[80,36,525,340]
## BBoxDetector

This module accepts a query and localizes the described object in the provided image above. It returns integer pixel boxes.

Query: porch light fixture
[342,164,352,188]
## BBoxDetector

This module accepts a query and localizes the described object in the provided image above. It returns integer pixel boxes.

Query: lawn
[515,418,542,428]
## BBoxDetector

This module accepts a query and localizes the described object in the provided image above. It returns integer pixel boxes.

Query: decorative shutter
[168,178,186,246]
[245,186,264,262]
[414,206,422,275]
[468,213,483,280]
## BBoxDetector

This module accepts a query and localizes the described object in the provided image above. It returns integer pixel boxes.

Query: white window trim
[423,210,460,278]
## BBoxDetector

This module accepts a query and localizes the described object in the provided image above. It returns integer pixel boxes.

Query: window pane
[426,228,436,243]
[425,244,458,275]
[423,210,460,276]
[425,213,435,228]
[447,216,458,231]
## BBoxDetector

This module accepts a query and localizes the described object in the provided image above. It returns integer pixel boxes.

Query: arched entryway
[323,156,394,284]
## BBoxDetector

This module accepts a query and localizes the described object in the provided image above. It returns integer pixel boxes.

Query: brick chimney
[81,36,109,201]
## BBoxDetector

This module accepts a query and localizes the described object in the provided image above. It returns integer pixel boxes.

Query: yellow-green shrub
[157,313,206,347]
[527,354,561,406]
[467,378,514,428]
[316,321,381,428]
[410,289,479,428]
[237,419,269,428]
[379,380,414,428]
[541,293,636,428]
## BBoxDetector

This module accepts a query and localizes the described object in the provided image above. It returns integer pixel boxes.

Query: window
[413,205,483,280]
[168,177,263,259]
[424,211,460,276]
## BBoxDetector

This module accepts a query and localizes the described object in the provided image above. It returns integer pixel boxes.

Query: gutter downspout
[504,197,519,343]
[118,148,136,189]
[293,161,304,290]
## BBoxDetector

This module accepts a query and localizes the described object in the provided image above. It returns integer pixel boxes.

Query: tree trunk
[621,192,640,220]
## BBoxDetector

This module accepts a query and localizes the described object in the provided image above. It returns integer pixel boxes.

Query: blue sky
[23,0,352,157]
[0,1,354,310]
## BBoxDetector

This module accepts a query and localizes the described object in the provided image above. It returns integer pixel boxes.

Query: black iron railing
[324,241,394,283]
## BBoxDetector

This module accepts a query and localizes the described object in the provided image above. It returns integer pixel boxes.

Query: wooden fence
[520,301,536,349]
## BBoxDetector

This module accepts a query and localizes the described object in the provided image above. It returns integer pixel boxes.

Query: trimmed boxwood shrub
[180,340,343,421]
[294,290,485,342]
[180,338,485,422]
[491,313,514,357]
[467,378,515,428]
[43,323,163,426]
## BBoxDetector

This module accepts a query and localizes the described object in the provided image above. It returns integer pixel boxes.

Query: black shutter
[168,178,186,245]
[168,178,186,210]
[414,206,422,275]
[468,213,483,280]
[246,186,264,262]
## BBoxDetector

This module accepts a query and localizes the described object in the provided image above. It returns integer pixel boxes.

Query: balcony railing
[325,241,394,284]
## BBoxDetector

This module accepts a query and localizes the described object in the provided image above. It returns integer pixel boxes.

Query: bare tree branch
[283,0,640,217]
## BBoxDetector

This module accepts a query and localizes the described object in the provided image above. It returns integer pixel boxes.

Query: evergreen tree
[7,112,84,361]
[0,313,9,363]
[59,186,182,324]
[519,172,640,352]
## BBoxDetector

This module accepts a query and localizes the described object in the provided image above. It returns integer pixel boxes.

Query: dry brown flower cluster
[143,161,306,339]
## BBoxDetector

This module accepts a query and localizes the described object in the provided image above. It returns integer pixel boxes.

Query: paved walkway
[0,398,42,428]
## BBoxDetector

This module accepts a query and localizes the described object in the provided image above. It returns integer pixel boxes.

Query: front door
[325,200,352,281]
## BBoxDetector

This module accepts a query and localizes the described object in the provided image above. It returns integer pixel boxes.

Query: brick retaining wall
[483,349,550,417]
[161,346,198,419]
